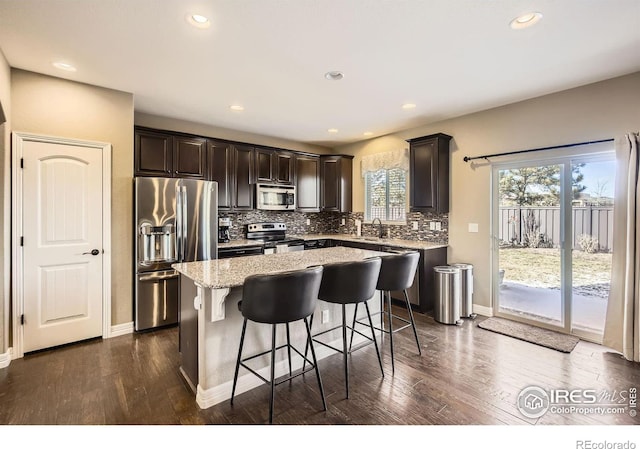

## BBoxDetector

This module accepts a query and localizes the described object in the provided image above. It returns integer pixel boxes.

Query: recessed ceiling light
[510,12,543,29]
[324,71,344,81]
[187,13,211,28]
[230,105,244,112]
[52,61,77,72]
[327,128,339,133]
[363,132,373,136]
[402,103,416,110]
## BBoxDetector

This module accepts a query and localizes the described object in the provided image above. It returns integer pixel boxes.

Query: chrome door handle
[82,249,100,256]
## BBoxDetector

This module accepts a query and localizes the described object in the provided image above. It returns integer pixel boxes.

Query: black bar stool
[350,251,421,373]
[306,257,384,399]
[230,266,326,424]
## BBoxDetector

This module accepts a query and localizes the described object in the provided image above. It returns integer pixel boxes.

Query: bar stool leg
[304,317,327,411]
[342,304,349,399]
[286,323,293,378]
[364,301,384,377]
[302,314,313,372]
[386,291,395,374]
[230,317,248,405]
[269,324,277,424]
[404,290,422,355]
[348,303,359,352]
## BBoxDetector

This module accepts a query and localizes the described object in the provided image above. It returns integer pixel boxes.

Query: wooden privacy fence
[498,206,614,252]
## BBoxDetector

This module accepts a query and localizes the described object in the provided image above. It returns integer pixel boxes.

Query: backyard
[498,247,612,298]
[498,247,612,334]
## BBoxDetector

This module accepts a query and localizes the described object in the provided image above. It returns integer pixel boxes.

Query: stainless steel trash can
[433,266,461,325]
[450,263,474,318]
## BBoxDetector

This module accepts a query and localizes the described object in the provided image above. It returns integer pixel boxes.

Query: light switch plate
[412,221,418,230]
[435,222,442,231]
[468,223,479,233]
[429,222,436,231]
[306,219,311,225]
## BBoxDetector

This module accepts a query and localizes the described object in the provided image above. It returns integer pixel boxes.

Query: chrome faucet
[371,218,384,238]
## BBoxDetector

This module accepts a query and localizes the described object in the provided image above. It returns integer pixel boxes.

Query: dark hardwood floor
[1,306,638,426]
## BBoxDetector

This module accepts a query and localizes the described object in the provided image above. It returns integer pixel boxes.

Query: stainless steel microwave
[256,184,296,210]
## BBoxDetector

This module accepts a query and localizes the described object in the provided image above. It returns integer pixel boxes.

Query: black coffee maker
[218,217,231,243]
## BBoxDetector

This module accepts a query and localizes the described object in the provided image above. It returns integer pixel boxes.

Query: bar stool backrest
[241,266,324,324]
[317,257,382,304]
[377,251,420,292]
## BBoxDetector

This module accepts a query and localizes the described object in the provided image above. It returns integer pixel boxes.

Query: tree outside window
[365,168,406,221]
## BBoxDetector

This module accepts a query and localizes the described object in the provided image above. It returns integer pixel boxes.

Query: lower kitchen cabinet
[338,240,446,314]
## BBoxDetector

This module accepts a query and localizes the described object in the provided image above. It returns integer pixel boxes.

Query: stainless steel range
[246,222,304,253]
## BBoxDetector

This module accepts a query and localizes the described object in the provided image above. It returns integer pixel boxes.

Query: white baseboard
[109,321,134,338]
[473,304,493,317]
[196,332,371,409]
[0,347,12,368]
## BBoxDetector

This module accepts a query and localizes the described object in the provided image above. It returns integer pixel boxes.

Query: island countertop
[172,246,389,289]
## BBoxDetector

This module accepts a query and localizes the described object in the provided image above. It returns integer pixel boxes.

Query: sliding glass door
[493,153,614,342]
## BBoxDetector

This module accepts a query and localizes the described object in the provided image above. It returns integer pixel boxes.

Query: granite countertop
[219,234,447,251]
[294,234,448,250]
[218,239,264,249]
[173,246,390,289]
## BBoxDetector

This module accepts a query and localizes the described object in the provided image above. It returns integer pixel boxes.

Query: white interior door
[21,139,104,352]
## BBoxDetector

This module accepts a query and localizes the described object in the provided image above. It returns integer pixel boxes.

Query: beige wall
[0,50,10,353]
[135,112,331,154]
[335,72,640,310]
[11,69,134,326]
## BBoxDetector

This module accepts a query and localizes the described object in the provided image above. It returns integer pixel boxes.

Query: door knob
[82,249,100,256]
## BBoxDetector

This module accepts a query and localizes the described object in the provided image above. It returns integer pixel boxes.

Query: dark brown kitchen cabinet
[134,128,173,177]
[408,133,452,213]
[321,155,353,212]
[255,147,294,184]
[173,136,207,179]
[209,141,255,211]
[234,144,255,210]
[295,154,320,212]
[208,140,233,209]
[135,128,206,179]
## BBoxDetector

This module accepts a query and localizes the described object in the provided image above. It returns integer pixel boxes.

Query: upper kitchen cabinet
[134,128,173,177]
[208,140,233,209]
[295,153,320,212]
[209,140,255,211]
[134,127,206,179]
[255,147,294,184]
[408,133,452,213]
[321,155,353,212]
[173,135,207,179]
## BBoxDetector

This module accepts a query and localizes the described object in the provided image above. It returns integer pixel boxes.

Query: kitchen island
[172,246,390,409]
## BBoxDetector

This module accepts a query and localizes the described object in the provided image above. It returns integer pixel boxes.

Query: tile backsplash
[220,209,448,244]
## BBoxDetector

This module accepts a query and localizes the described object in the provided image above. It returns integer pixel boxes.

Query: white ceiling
[1,1,639,148]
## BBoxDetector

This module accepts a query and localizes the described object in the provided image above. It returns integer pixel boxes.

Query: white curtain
[360,148,409,176]
[603,132,640,362]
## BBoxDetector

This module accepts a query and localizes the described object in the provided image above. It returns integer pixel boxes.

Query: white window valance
[360,148,409,177]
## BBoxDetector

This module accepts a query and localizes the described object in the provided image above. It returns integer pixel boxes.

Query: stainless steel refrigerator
[134,177,217,331]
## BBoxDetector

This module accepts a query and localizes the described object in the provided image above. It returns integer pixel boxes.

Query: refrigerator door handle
[175,183,183,262]
[181,186,188,262]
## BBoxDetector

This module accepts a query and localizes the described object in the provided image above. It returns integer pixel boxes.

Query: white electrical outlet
[321,310,330,323]
[306,219,311,225]
[435,221,442,231]
[429,222,436,231]
[468,223,479,233]
[412,221,418,230]
[341,218,346,226]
